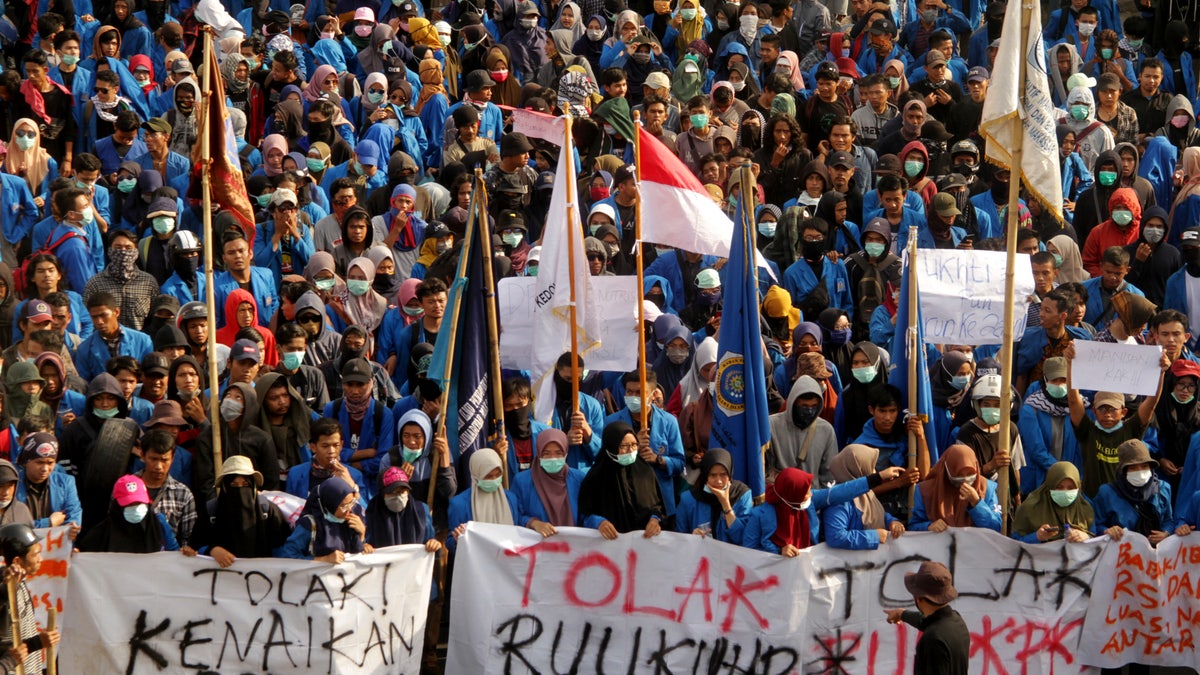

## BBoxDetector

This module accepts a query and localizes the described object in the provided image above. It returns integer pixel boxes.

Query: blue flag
[427,205,491,472]
[888,249,939,463]
[708,180,770,497]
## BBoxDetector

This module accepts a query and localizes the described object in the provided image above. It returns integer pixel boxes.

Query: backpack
[15,230,81,296]
[850,252,899,339]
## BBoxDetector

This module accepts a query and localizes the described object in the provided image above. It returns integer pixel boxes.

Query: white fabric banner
[25,526,72,628]
[448,523,1106,674]
[59,546,434,673]
[915,249,1034,345]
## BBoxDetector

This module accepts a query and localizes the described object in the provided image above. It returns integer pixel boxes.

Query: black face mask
[339,344,366,366]
[803,238,827,262]
[1186,247,1200,276]
[415,377,441,402]
[646,293,665,309]
[504,403,532,439]
[791,402,820,428]
[308,120,333,142]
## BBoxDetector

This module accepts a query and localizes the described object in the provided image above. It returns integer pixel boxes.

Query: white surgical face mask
[1126,469,1152,487]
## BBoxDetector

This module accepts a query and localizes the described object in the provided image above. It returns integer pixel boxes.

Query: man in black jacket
[885,561,970,674]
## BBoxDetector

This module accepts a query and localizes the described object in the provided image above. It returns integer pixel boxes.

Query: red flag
[191,32,255,243]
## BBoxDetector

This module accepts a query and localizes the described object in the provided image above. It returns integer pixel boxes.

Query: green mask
[1098,170,1118,186]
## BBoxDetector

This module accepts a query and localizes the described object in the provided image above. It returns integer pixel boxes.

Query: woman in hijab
[365,467,442,551]
[1012,462,1095,544]
[303,251,346,307]
[774,49,806,94]
[278,476,370,561]
[671,56,705,104]
[537,29,596,90]
[485,45,523,108]
[191,456,292,566]
[350,73,389,132]
[742,464,886,554]
[394,277,424,327]
[572,14,608,75]
[551,1,584,42]
[652,325,694,401]
[332,257,388,337]
[557,68,600,117]
[270,99,305,153]
[671,336,716,416]
[511,428,586,537]
[883,59,909,106]
[678,343,717,480]
[928,350,973,453]
[834,342,887,445]
[1047,233,1089,284]
[448,448,517,549]
[416,58,449,163]
[822,445,907,550]
[910,444,1002,532]
[77,475,179,553]
[460,23,495,75]
[675,449,751,543]
[737,108,765,151]
[1170,146,1200,235]
[818,308,853,383]
[579,422,666,538]
[367,246,403,307]
[773,321,829,393]
[1093,440,1174,545]
[257,134,289,178]
[5,119,56,204]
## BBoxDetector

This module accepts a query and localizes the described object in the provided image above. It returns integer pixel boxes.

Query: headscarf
[365,469,428,548]
[367,246,402,302]
[76,492,166,553]
[677,337,717,410]
[883,59,909,101]
[775,50,806,92]
[578,422,665,532]
[1112,463,1162,536]
[485,45,523,107]
[917,444,988,528]
[408,17,442,50]
[652,324,694,398]
[778,321,822,384]
[357,24,397,77]
[551,1,584,43]
[930,351,972,408]
[303,251,347,297]
[1171,146,1200,222]
[828,445,886,529]
[676,0,706,59]
[5,119,50,196]
[557,69,598,116]
[261,135,289,177]
[415,57,447,114]
[469,448,514,525]
[1048,234,1088,284]
[1012,462,1094,539]
[211,468,290,557]
[766,467,813,550]
[221,53,249,96]
[672,58,705,103]
[361,73,389,114]
[690,448,749,527]
[35,352,67,411]
[738,108,766,150]
[301,477,364,556]
[531,428,574,526]
[303,65,337,103]
[341,257,387,333]
[396,277,423,326]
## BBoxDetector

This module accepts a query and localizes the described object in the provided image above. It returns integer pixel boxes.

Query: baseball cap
[644,71,671,90]
[925,50,947,67]
[341,357,373,384]
[171,58,194,74]
[426,221,452,239]
[20,300,52,324]
[142,117,172,135]
[1172,359,1200,380]
[140,352,171,377]
[230,339,262,363]
[397,0,418,16]
[642,299,663,323]
[1093,391,1126,410]
[869,17,895,35]
[1042,357,1067,382]
[464,69,497,92]
[113,474,151,507]
[614,163,637,185]
[967,66,990,82]
[381,467,411,493]
[1182,227,1200,246]
[815,61,840,81]
[354,139,381,167]
[827,150,854,169]
[1066,72,1096,90]
[921,120,953,141]
[932,192,961,218]
[270,188,298,208]
[937,173,968,191]
[875,154,901,175]
[353,7,375,22]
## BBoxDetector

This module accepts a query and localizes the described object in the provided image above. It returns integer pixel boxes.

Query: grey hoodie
[295,291,343,369]
[767,375,838,484]
[1154,94,1200,152]
[1063,85,1115,169]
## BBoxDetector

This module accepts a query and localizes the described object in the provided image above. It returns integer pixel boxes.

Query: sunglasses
[14,129,34,139]
[95,87,112,95]
[587,254,604,262]
[297,314,322,325]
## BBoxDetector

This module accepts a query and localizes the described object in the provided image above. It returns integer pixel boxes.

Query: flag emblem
[715,353,746,415]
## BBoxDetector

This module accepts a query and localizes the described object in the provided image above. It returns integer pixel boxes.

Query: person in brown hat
[1065,336,1169,493]
[885,560,969,674]
[1093,439,1173,547]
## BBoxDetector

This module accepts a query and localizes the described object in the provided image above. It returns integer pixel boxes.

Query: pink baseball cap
[113,475,151,507]
[353,7,374,22]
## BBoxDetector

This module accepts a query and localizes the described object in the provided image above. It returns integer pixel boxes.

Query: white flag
[531,137,601,424]
[979,0,1063,222]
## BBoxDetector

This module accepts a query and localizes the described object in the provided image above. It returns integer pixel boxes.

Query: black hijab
[690,449,749,526]
[209,478,291,557]
[76,499,165,553]
[365,487,428,548]
[578,422,665,533]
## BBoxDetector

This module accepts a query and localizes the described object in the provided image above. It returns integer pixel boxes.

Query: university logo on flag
[715,352,746,416]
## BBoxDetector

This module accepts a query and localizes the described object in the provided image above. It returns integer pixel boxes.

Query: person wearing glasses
[254,188,314,287]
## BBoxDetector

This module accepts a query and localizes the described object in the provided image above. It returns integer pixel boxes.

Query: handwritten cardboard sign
[915,249,1034,345]
[1071,341,1164,396]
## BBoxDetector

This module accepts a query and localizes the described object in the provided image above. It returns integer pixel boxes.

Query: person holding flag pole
[471,169,509,487]
[980,0,1065,534]
[633,110,649,432]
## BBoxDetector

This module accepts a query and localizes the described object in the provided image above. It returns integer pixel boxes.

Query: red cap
[1171,359,1200,380]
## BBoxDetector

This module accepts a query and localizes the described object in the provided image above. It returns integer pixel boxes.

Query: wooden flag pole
[995,0,1034,537]
[474,172,508,487]
[200,28,223,474]
[633,113,649,430]
[6,575,21,675]
[45,608,55,675]
[561,114,582,417]
[906,229,919,513]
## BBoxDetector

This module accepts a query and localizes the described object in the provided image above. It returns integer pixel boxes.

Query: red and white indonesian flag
[638,128,773,274]
[979,0,1063,222]
[531,137,601,424]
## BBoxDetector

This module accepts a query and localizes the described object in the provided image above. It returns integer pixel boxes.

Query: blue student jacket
[603,407,686,516]
[511,467,587,527]
[909,479,1003,532]
[741,476,872,553]
[16,470,83,529]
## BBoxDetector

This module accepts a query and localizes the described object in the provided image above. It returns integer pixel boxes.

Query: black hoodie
[193,382,279,502]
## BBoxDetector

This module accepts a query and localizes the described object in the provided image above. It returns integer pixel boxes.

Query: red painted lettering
[563,552,621,608]
[621,551,676,620]
[717,566,778,633]
[673,556,713,623]
[504,540,571,608]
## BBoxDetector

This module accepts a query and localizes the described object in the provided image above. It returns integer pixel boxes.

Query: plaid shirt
[142,474,197,544]
[1097,102,1140,146]
[82,268,160,331]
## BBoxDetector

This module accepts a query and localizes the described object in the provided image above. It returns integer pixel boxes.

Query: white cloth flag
[979,0,1063,221]
[531,136,601,424]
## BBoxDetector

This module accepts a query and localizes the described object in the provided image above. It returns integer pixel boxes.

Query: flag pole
[473,168,508,487]
[905,228,918,512]
[430,175,479,506]
[996,1,1034,537]
[200,28,222,473]
[632,113,648,430]
[738,162,764,494]
[562,115,581,417]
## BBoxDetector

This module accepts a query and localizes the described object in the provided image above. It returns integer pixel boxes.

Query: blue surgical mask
[1102,419,1124,433]
[324,511,346,524]
[347,279,371,296]
[281,350,305,371]
[94,406,119,419]
[476,477,503,492]
[315,278,336,291]
[979,406,1002,425]
[852,365,876,383]
[624,395,642,414]
[540,457,567,474]
[307,158,326,172]
[366,90,384,104]
[950,375,971,390]
[117,177,137,193]
[690,113,709,129]
[60,54,79,66]
[865,242,886,258]
[1046,383,1068,399]
[123,503,149,524]
[152,216,175,235]
[758,220,777,238]
[256,193,272,207]
[1053,253,1063,267]
[1069,104,1089,121]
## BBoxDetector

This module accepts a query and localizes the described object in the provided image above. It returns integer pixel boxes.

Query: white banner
[498,276,640,373]
[60,546,434,673]
[26,526,72,628]
[915,249,1034,345]
[448,523,1105,674]
[1070,341,1165,396]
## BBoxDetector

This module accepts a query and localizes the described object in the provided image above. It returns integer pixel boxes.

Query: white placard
[1070,341,1164,396]
[915,249,1035,345]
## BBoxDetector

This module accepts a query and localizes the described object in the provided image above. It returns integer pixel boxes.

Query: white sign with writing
[1070,341,1164,396]
[915,249,1035,345]
[498,276,640,372]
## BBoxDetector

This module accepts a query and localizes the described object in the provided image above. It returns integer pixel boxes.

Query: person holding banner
[511,429,586,537]
[189,456,293,567]
[1093,440,1176,547]
[1012,461,1096,544]
[278,476,371,563]
[365,467,440,551]
[76,475,180,553]
[0,524,59,674]
[821,444,910,550]
[674,449,752,543]
[1064,340,1168,497]
[1017,357,1085,496]
[909,445,1002,533]
[578,422,666,539]
[448,449,517,550]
